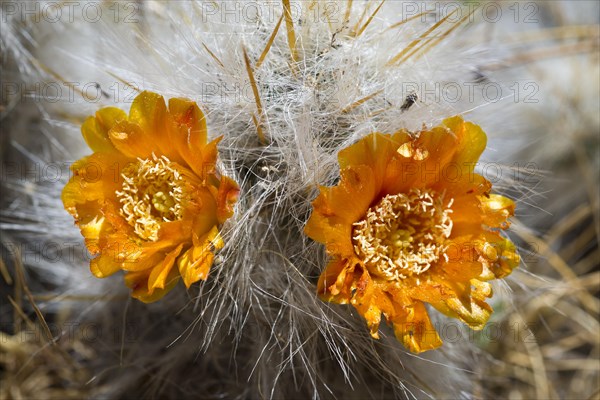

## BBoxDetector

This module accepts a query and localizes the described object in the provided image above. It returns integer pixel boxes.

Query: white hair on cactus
[6,1,594,399]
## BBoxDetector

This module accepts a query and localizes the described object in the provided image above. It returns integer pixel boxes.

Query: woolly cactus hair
[2,1,598,399]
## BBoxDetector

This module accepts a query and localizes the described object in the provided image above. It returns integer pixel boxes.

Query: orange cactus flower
[305,116,519,353]
[63,91,239,302]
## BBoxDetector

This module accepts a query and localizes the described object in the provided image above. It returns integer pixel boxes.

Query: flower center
[117,154,185,241]
[352,188,453,280]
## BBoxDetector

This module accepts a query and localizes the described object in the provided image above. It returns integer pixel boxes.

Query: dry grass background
[1,1,599,399]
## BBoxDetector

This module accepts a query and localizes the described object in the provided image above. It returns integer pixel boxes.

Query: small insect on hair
[400,92,419,112]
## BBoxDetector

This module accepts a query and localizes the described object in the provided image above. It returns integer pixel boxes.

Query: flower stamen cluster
[117,154,185,241]
[352,189,453,280]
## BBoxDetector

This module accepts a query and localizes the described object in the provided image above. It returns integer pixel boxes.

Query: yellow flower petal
[479,194,516,229]
[148,244,184,292]
[81,107,126,153]
[216,176,240,224]
[109,120,154,159]
[167,97,208,150]
[78,216,105,254]
[413,279,492,331]
[442,116,488,169]
[338,132,407,183]
[318,257,362,305]
[393,301,442,353]
[129,91,168,138]
[351,271,385,338]
[477,232,520,279]
[177,226,222,288]
[305,116,518,352]
[121,251,165,272]
[306,166,378,257]
[125,267,180,303]
[63,91,238,302]
[90,252,122,278]
[168,98,207,140]
[181,250,214,288]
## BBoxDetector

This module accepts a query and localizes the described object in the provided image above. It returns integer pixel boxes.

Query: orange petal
[175,136,220,180]
[380,128,449,195]
[316,258,357,303]
[318,165,379,223]
[351,271,386,338]
[440,235,485,280]
[338,132,404,183]
[417,116,488,182]
[62,177,98,215]
[186,187,219,237]
[415,124,459,166]
[147,219,194,251]
[81,107,127,153]
[88,230,143,277]
[216,176,240,224]
[338,131,420,198]
[148,244,184,292]
[90,252,122,278]
[305,213,354,257]
[404,274,492,331]
[121,250,166,272]
[63,152,126,212]
[167,98,211,172]
[393,116,488,190]
[439,116,488,167]
[479,194,515,229]
[62,177,110,216]
[477,232,520,280]
[131,91,186,162]
[177,226,222,288]
[392,301,442,353]
[437,259,483,283]
[410,127,463,187]
[472,279,493,299]
[125,268,180,303]
[178,249,214,288]
[439,171,491,199]
[427,286,492,330]
[81,119,110,153]
[109,120,154,159]
[78,215,106,255]
[305,165,378,256]
[196,138,220,177]
[168,97,207,143]
[129,91,167,136]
